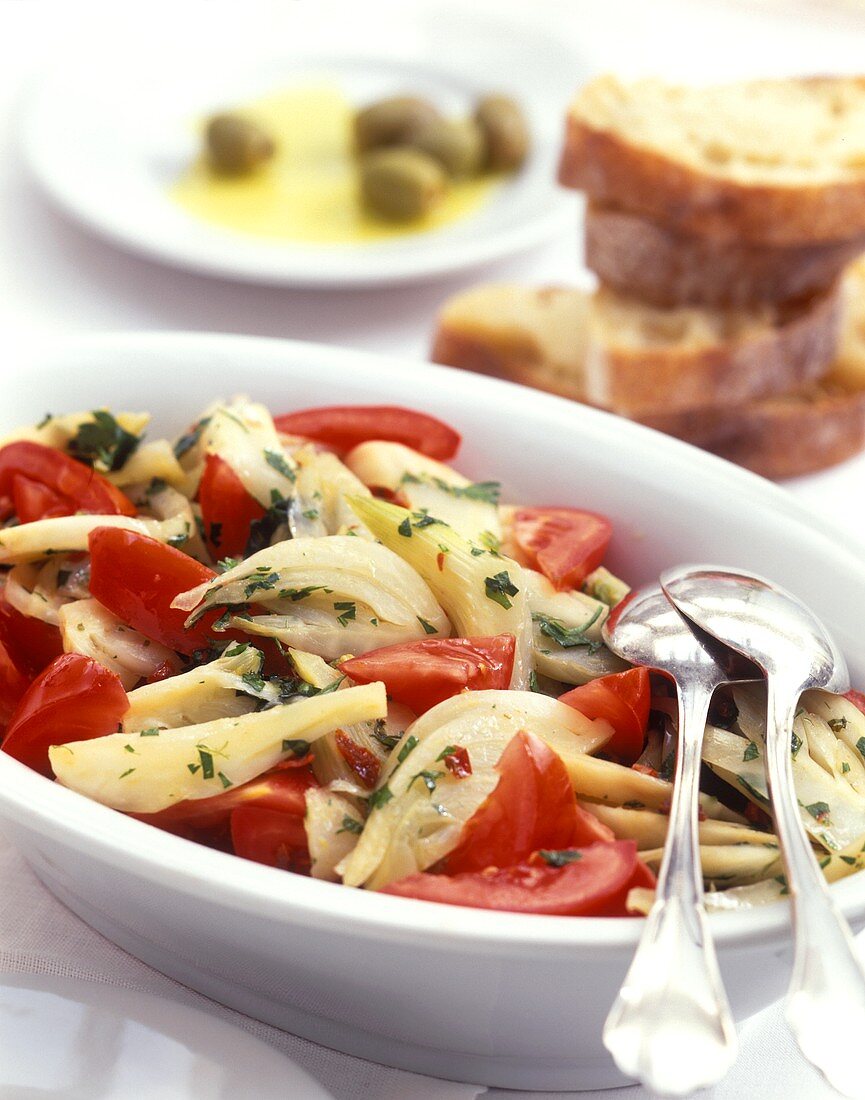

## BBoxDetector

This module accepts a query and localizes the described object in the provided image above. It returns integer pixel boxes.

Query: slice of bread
[585,202,865,308]
[559,75,865,245]
[431,268,864,478]
[433,281,841,417]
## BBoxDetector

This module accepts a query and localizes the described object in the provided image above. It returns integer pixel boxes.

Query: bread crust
[559,112,865,246]
[431,326,586,401]
[643,386,865,479]
[585,284,841,416]
[585,203,865,307]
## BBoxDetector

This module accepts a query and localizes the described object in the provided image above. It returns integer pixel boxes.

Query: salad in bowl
[1,395,865,919]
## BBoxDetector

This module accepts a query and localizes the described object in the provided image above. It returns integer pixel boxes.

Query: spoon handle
[764,683,865,1100]
[603,679,737,1095]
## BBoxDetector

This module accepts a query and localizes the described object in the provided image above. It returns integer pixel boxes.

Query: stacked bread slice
[433,75,865,478]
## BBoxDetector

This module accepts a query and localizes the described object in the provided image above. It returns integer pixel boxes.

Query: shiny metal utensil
[661,564,865,1100]
[601,583,756,1096]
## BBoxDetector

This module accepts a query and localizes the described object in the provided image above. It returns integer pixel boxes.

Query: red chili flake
[370,485,410,509]
[632,763,659,778]
[443,745,472,779]
[436,552,446,572]
[146,659,177,684]
[743,802,773,829]
[335,729,381,788]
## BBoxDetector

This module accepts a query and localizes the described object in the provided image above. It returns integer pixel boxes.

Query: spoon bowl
[658,565,849,695]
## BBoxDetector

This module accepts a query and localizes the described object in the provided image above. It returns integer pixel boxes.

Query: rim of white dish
[1,329,864,957]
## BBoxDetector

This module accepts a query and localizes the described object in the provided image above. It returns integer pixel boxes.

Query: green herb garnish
[484,571,518,610]
[69,410,141,472]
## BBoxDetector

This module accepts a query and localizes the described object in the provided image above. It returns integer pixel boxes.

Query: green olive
[408,117,485,179]
[205,113,275,175]
[354,96,442,153]
[359,148,447,220]
[474,94,530,171]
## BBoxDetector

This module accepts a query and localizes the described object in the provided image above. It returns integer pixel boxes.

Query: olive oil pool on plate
[171,84,502,245]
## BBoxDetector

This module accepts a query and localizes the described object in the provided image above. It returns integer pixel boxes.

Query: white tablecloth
[2,2,865,1097]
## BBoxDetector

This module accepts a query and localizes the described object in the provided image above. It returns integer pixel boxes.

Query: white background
[2,1,865,1097]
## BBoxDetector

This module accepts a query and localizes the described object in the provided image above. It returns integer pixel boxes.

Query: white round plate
[19,5,583,287]
[0,973,332,1099]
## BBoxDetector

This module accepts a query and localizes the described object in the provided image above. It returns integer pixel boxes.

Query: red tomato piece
[0,586,63,677]
[845,690,865,716]
[559,668,651,764]
[88,527,218,655]
[0,441,136,520]
[197,453,265,559]
[442,745,472,779]
[1,653,128,777]
[0,643,31,732]
[274,406,461,461]
[382,841,639,916]
[512,507,612,589]
[445,730,589,874]
[230,806,311,872]
[133,762,317,848]
[341,635,515,715]
[11,474,68,523]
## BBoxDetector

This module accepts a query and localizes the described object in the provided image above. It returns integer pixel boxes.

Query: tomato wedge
[512,506,612,589]
[133,762,317,845]
[274,405,461,461]
[1,653,129,777]
[341,635,515,714]
[445,730,611,874]
[197,453,265,559]
[0,586,63,677]
[0,441,136,521]
[560,668,651,764]
[230,806,311,872]
[88,528,218,656]
[382,841,639,916]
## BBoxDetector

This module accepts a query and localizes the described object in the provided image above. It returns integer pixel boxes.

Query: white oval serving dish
[0,332,863,1091]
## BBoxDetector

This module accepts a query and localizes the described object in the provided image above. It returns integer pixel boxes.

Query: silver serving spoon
[661,564,865,1100]
[601,583,757,1096]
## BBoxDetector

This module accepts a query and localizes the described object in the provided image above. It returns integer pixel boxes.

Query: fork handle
[764,682,865,1100]
[603,679,737,1095]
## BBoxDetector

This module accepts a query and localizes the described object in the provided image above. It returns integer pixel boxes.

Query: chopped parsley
[212,608,232,632]
[223,642,250,657]
[118,767,136,779]
[856,736,865,761]
[805,801,831,824]
[264,449,296,481]
[282,738,311,757]
[218,772,233,789]
[368,785,393,811]
[244,571,280,598]
[829,716,848,733]
[334,601,356,626]
[197,748,215,780]
[139,728,160,737]
[743,741,760,762]
[417,616,438,635]
[174,416,211,459]
[435,745,458,762]
[371,719,400,752]
[279,584,332,601]
[484,571,519,610]
[244,493,290,556]
[241,671,266,693]
[217,557,240,573]
[337,815,363,836]
[790,730,803,758]
[397,517,412,538]
[409,769,445,794]
[532,608,603,650]
[69,410,141,472]
[397,735,419,763]
[538,849,583,867]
